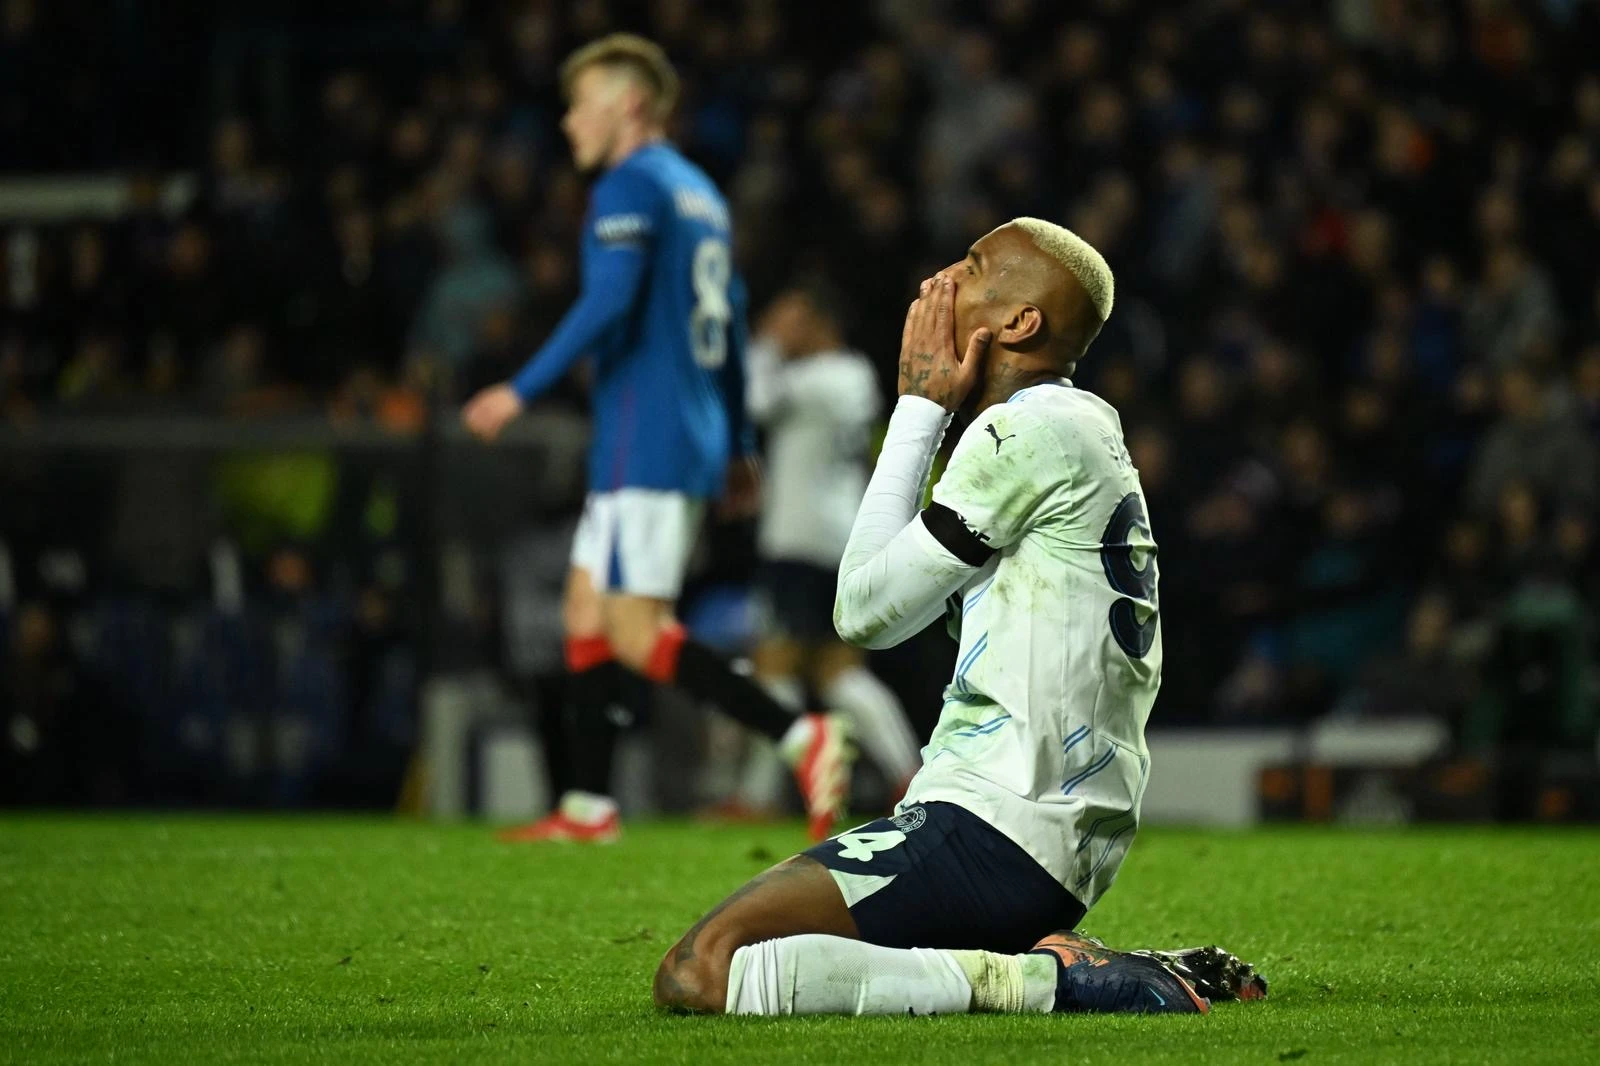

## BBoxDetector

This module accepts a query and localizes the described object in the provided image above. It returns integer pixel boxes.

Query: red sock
[565,635,614,673]
[639,624,796,739]
[643,623,687,684]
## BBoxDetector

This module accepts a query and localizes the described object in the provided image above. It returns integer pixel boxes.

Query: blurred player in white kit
[718,282,922,816]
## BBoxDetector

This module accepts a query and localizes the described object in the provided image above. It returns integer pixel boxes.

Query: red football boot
[497,793,621,843]
[781,713,854,842]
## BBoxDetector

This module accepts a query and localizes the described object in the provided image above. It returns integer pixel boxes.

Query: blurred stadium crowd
[3,0,1599,803]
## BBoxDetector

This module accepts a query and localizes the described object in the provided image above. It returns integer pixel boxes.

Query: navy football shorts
[803,801,1086,954]
[753,560,839,643]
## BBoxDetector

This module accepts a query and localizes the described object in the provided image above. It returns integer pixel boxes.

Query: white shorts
[570,489,704,600]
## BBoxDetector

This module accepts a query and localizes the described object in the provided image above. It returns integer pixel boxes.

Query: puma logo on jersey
[985,423,1016,454]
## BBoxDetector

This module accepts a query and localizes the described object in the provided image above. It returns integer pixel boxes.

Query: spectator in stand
[407,202,521,394]
[1336,591,1474,727]
[0,601,139,805]
[0,0,1597,730]
[1466,365,1598,519]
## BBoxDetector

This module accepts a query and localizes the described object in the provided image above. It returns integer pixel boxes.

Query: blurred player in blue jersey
[463,35,850,843]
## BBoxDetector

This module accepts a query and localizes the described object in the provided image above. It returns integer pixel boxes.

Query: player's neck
[976,359,1064,410]
[605,124,667,169]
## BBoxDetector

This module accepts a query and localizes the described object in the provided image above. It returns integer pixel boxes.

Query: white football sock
[949,948,1058,1013]
[733,676,801,808]
[733,740,789,810]
[760,674,805,712]
[558,790,617,825]
[724,934,1057,1016]
[823,667,922,784]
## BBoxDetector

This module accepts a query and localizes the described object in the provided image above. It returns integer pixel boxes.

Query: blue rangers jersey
[511,141,751,498]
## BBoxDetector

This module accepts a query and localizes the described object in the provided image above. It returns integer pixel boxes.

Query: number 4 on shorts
[834,830,907,862]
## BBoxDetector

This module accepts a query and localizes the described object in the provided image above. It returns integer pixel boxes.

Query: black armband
[921,502,996,567]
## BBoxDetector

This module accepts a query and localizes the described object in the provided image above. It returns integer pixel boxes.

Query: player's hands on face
[898,274,991,411]
[718,455,762,520]
[462,383,525,443]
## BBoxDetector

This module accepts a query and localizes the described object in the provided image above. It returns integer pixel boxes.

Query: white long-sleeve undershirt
[833,396,980,649]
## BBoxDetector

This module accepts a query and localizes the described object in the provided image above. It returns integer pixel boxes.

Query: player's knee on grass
[652,928,740,1013]
[652,856,858,1013]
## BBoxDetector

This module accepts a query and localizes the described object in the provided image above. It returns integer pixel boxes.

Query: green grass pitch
[2,817,1597,1064]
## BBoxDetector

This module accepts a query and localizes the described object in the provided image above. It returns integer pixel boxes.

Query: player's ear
[619,83,644,120]
[1000,305,1044,346]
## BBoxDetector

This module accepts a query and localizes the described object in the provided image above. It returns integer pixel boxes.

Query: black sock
[671,639,798,742]
[565,661,623,796]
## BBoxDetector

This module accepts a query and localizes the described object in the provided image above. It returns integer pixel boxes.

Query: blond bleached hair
[561,34,680,124]
[1009,217,1115,322]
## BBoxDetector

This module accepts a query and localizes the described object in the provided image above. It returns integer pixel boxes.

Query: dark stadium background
[2,0,1597,824]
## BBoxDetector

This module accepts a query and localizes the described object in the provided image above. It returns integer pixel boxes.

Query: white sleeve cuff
[890,394,954,433]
